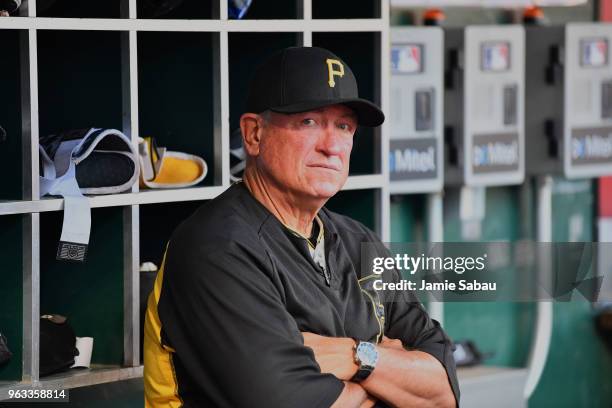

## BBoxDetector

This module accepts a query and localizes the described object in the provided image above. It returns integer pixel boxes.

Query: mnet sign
[571,129,612,164]
[389,139,437,181]
[471,133,520,174]
[473,141,518,167]
[391,147,435,172]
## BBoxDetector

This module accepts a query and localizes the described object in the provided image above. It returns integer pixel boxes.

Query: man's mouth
[308,163,341,172]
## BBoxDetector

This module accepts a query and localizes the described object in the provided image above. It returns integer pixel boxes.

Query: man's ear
[240,113,264,157]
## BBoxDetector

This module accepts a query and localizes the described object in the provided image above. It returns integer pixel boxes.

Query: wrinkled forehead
[269,104,359,122]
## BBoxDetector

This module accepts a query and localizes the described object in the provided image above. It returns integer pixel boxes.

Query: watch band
[351,365,374,383]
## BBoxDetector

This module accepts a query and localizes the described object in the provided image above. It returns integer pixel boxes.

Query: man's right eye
[302,118,316,126]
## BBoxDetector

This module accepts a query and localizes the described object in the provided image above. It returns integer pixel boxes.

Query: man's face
[255,104,358,201]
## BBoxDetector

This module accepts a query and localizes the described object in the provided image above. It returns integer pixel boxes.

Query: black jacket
[144,181,460,407]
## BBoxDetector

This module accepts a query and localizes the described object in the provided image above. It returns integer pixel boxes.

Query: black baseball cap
[246,46,385,127]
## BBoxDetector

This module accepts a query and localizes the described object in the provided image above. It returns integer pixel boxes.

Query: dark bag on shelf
[0,332,12,366]
[40,314,78,377]
[0,0,21,14]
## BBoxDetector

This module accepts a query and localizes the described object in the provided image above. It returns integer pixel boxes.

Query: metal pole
[427,192,444,326]
[524,175,554,399]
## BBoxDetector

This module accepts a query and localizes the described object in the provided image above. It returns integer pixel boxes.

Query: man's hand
[362,338,456,408]
[302,332,358,381]
[304,332,455,407]
[303,332,380,407]
[380,335,404,351]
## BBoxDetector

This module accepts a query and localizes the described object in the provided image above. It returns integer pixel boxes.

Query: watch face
[357,342,379,367]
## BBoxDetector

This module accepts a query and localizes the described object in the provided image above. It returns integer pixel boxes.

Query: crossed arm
[302,333,457,408]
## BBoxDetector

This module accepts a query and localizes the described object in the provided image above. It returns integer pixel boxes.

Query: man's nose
[317,127,348,156]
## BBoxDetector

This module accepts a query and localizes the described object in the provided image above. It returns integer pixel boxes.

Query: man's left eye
[338,123,352,131]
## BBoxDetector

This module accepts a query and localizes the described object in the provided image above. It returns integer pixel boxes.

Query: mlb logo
[391,44,422,74]
[482,42,510,71]
[583,39,608,67]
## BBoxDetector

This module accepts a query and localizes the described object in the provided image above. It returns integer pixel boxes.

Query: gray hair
[259,109,272,125]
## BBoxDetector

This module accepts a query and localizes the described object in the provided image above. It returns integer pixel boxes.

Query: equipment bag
[138,137,207,189]
[40,314,78,377]
[0,0,21,14]
[39,128,138,262]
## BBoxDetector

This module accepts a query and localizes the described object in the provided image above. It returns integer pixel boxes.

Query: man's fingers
[381,336,404,350]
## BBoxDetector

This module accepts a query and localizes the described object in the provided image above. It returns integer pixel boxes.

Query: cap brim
[270,98,385,127]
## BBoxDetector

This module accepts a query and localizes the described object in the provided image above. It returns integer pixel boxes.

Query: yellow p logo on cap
[326,58,344,88]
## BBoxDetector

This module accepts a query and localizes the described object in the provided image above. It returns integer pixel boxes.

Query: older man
[144,47,459,407]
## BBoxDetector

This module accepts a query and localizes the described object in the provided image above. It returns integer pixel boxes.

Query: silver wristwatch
[351,340,378,383]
